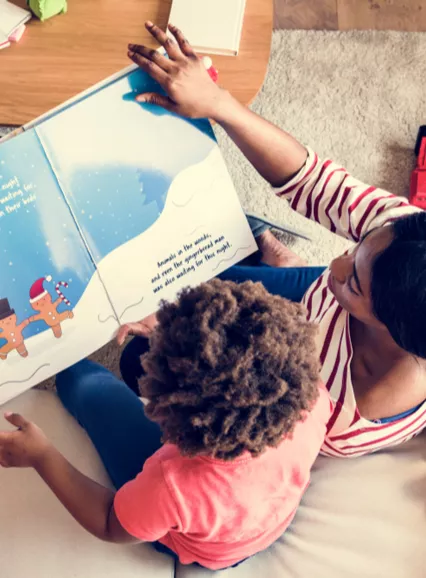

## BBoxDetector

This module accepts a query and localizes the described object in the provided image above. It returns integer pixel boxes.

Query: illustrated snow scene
[0,66,256,404]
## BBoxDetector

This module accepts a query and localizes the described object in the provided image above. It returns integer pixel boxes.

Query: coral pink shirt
[114,385,332,570]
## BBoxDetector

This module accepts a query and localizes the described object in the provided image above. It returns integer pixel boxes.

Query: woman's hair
[140,279,320,461]
[371,211,426,358]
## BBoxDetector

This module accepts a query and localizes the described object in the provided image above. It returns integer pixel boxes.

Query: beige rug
[1,29,425,389]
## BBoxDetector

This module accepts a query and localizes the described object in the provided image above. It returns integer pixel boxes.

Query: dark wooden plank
[274,0,338,30]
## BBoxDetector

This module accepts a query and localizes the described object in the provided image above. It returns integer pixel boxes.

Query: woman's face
[328,227,394,326]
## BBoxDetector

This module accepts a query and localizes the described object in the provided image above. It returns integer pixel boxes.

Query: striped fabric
[276,148,423,457]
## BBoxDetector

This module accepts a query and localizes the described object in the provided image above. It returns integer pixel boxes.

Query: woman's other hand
[116,312,158,346]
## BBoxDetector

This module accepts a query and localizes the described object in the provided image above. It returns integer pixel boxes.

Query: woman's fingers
[168,24,196,57]
[117,321,153,346]
[145,21,182,60]
[116,324,131,346]
[135,92,177,112]
[128,44,171,80]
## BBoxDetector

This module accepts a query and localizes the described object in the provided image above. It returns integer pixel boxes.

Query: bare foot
[257,230,307,268]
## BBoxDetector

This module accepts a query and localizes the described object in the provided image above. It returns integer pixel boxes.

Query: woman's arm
[214,94,308,188]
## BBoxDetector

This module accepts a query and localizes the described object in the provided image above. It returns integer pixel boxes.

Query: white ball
[202,56,213,70]
[45,275,52,282]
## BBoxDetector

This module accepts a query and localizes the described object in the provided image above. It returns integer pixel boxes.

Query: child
[0,280,332,570]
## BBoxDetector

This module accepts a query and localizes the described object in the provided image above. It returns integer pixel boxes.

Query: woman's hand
[0,412,52,469]
[116,312,158,346]
[127,22,231,120]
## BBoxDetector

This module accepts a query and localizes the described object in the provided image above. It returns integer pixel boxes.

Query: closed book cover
[0,0,31,37]
[168,0,246,56]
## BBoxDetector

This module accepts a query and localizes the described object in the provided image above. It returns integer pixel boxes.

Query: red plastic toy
[409,125,426,209]
[202,56,219,83]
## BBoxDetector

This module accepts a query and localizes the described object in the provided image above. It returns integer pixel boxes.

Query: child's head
[140,279,320,461]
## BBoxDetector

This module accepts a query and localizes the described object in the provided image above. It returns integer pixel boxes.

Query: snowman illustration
[28,275,74,338]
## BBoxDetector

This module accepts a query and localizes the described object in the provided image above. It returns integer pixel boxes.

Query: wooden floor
[274,0,426,31]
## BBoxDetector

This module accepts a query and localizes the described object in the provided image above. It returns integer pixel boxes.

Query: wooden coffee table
[0,0,272,126]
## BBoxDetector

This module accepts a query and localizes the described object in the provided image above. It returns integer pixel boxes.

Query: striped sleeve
[274,147,420,242]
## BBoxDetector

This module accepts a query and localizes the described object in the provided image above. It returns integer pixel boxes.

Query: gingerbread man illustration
[29,276,74,338]
[0,298,31,361]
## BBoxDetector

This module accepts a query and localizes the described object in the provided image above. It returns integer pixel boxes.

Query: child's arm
[0,412,138,544]
[128,23,308,189]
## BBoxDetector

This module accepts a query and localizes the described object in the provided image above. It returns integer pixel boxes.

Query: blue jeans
[56,359,163,489]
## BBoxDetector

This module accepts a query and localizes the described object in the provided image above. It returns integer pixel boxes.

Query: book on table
[0,64,257,404]
[0,0,31,49]
[167,0,246,56]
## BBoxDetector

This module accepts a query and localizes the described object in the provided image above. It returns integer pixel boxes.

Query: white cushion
[0,389,175,578]
[177,433,426,578]
[2,389,426,578]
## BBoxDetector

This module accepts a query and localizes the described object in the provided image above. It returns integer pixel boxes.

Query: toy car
[409,125,426,210]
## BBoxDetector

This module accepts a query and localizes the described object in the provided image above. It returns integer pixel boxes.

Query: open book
[0,65,257,404]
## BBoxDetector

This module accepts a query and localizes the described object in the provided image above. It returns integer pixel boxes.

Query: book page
[35,68,257,326]
[0,130,118,404]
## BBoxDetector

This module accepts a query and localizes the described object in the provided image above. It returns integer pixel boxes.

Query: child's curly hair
[140,279,320,461]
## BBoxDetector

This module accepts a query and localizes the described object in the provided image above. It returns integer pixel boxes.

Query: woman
[120,22,426,458]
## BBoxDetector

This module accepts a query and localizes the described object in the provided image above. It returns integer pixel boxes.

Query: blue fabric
[374,403,423,424]
[218,264,327,302]
[56,359,163,490]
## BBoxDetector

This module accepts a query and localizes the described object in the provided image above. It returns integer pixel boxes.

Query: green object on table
[27,0,67,21]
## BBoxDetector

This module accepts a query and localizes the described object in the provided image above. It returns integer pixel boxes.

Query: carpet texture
[1,30,425,389]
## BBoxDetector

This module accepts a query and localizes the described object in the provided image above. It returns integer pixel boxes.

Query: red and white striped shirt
[276,148,424,458]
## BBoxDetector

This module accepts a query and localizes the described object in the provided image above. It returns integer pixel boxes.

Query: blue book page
[35,68,257,325]
[0,131,118,404]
